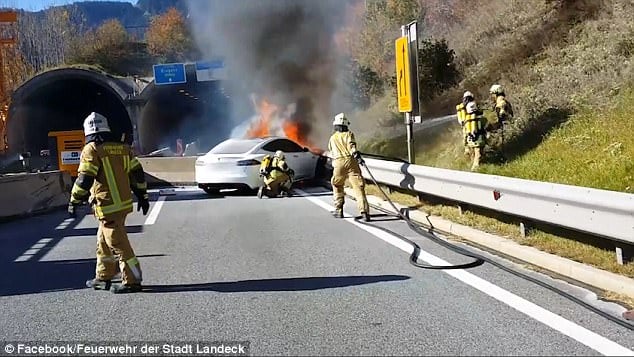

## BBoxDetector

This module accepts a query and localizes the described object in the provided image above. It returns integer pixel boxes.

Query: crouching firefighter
[68,112,150,294]
[328,113,370,221]
[258,150,294,198]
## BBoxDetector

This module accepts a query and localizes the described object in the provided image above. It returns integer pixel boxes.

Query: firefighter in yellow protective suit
[489,84,514,128]
[328,113,370,221]
[456,91,488,171]
[68,112,150,294]
[258,150,294,198]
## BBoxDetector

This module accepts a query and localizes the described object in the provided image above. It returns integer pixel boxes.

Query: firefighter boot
[112,283,142,294]
[332,209,344,218]
[86,278,112,291]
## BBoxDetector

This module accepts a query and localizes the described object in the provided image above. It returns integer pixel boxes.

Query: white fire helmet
[83,112,111,136]
[332,112,350,127]
[463,91,474,99]
[489,84,504,95]
[274,150,285,160]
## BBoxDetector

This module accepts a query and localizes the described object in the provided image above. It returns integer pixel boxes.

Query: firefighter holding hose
[328,113,370,221]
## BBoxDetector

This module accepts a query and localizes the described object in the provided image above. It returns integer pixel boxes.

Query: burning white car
[195,136,322,195]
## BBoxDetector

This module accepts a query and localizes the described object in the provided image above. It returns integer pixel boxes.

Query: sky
[3,0,134,11]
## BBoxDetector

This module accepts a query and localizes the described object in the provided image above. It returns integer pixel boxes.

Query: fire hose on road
[353,152,634,330]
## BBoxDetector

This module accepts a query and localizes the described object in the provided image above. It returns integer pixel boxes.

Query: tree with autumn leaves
[145,7,198,63]
[63,7,198,75]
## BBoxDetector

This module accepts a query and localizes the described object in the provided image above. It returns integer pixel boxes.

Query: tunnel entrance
[138,69,232,155]
[8,69,132,156]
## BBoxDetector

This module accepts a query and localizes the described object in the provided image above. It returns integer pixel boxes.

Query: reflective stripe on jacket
[78,141,136,219]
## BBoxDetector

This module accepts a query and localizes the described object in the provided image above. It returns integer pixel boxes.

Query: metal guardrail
[362,158,634,246]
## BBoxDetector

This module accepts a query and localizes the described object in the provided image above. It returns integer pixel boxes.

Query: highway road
[1,185,633,356]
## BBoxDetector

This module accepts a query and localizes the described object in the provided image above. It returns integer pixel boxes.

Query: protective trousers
[464,146,482,171]
[264,174,291,197]
[95,212,142,285]
[331,157,369,214]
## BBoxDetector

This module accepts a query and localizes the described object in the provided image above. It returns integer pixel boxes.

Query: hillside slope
[359,0,634,193]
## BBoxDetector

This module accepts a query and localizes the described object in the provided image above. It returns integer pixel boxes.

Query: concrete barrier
[0,171,72,221]
[137,156,197,186]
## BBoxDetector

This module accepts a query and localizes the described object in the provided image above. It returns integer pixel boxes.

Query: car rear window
[209,139,261,154]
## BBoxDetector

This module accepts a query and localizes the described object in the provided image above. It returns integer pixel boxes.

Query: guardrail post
[520,222,528,238]
[615,244,634,265]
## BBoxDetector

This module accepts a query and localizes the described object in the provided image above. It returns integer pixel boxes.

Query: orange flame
[244,96,324,155]
[245,98,276,138]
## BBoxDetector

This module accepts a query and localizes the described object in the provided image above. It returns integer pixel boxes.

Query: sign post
[395,21,420,164]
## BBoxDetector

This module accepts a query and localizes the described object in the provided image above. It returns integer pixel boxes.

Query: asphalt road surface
[1,185,633,356]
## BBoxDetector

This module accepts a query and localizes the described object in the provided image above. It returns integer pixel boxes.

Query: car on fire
[195,136,324,195]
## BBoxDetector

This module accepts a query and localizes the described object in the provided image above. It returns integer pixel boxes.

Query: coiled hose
[354,152,634,331]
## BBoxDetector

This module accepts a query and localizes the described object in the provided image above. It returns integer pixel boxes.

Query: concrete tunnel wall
[7,64,234,158]
[7,67,135,156]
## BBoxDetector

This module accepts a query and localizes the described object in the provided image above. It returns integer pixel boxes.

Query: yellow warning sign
[395,36,412,113]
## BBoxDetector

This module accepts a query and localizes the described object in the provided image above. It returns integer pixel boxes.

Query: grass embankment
[363,89,634,193]
[357,90,634,280]
[353,0,634,283]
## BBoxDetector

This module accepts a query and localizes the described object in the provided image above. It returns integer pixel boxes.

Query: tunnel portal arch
[7,67,134,155]
[136,70,233,155]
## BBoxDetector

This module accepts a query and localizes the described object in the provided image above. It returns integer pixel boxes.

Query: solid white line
[296,189,634,356]
[144,196,166,225]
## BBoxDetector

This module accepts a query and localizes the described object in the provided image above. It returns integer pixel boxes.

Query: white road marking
[55,218,75,230]
[297,189,634,356]
[13,237,54,262]
[144,196,166,225]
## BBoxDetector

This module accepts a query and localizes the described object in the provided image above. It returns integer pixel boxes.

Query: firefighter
[258,150,294,198]
[328,113,370,221]
[489,84,514,128]
[456,91,487,171]
[456,91,473,147]
[68,112,150,294]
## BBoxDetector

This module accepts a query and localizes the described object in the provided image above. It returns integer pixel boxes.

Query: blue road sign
[195,60,224,70]
[153,63,187,85]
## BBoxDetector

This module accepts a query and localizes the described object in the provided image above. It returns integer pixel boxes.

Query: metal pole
[401,25,415,164]
[406,113,414,164]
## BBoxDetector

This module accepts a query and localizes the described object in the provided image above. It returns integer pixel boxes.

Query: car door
[278,139,315,179]
[260,139,301,180]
